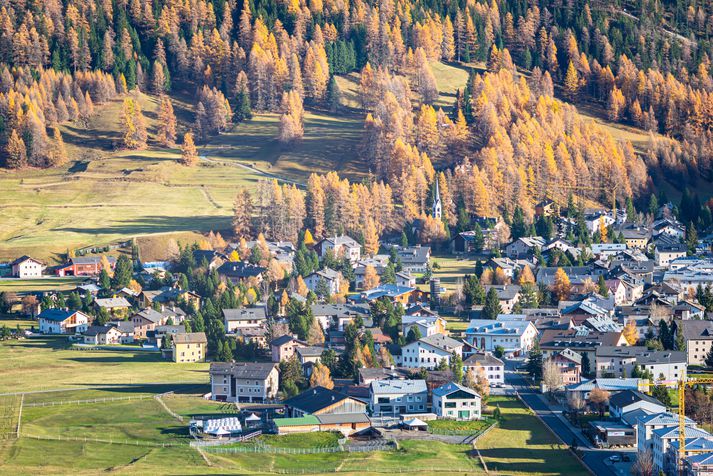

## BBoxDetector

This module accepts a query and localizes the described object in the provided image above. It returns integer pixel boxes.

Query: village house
[608,390,666,420]
[81,325,124,345]
[486,257,521,279]
[93,297,131,318]
[652,218,686,240]
[140,286,201,309]
[10,256,44,278]
[245,240,296,269]
[535,199,557,217]
[396,271,417,288]
[465,316,538,357]
[566,378,647,402]
[130,308,183,339]
[547,348,582,387]
[210,362,279,403]
[394,245,431,274]
[216,261,265,284]
[304,268,342,296]
[585,211,615,235]
[172,332,207,363]
[192,249,225,270]
[56,256,116,276]
[310,303,370,331]
[270,335,306,362]
[653,426,713,474]
[505,236,545,259]
[296,346,324,366]
[679,320,713,366]
[222,307,267,333]
[463,352,505,384]
[400,334,463,370]
[369,379,428,417]
[432,382,482,421]
[315,235,361,263]
[654,242,688,267]
[539,328,628,368]
[483,285,522,314]
[596,346,687,382]
[38,309,90,334]
[619,225,651,249]
[401,314,446,337]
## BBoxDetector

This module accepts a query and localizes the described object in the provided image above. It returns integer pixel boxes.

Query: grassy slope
[0,90,364,262]
[0,337,209,393]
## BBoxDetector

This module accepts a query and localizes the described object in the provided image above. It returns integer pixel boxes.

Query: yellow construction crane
[642,377,713,474]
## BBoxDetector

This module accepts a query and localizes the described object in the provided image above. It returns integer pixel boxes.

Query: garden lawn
[428,418,492,433]
[0,336,209,394]
[477,396,589,476]
[255,431,341,449]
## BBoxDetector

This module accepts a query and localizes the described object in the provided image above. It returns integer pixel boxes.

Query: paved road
[504,368,633,476]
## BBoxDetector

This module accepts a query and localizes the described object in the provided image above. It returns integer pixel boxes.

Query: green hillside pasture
[199,111,365,183]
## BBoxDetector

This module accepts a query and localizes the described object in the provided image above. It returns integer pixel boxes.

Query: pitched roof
[370,379,427,395]
[217,262,266,278]
[609,390,664,409]
[681,320,713,341]
[416,333,463,352]
[270,334,299,347]
[463,352,504,367]
[83,325,114,336]
[282,386,357,414]
[173,332,207,344]
[222,308,267,321]
[38,309,82,322]
[10,255,43,266]
[133,308,165,324]
[209,362,277,380]
[432,382,480,398]
[94,297,131,308]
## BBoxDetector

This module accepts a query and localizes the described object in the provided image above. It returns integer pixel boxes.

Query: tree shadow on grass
[52,215,230,236]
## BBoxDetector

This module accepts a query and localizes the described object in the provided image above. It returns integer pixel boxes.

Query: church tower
[432,178,442,220]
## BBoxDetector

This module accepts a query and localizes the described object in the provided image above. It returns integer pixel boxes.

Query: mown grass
[0,278,85,293]
[428,418,491,433]
[0,337,209,394]
[477,396,589,476]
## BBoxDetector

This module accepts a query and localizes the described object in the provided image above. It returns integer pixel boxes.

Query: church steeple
[432,178,442,220]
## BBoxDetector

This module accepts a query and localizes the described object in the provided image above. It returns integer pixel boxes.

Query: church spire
[432,178,442,220]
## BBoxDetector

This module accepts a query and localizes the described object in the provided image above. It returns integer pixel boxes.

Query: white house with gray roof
[369,379,428,417]
[222,307,267,333]
[637,411,697,454]
[465,317,538,357]
[432,382,481,420]
[400,334,463,370]
[394,245,431,274]
[304,268,342,296]
[315,235,361,263]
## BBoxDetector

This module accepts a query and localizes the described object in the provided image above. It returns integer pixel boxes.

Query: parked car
[608,455,621,463]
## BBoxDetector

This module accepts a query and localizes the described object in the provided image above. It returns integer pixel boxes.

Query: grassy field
[0,318,35,330]
[427,254,477,292]
[0,387,590,475]
[477,396,589,476]
[0,277,85,293]
[428,418,492,433]
[0,337,209,394]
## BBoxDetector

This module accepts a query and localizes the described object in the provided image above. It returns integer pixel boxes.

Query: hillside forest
[1,0,713,238]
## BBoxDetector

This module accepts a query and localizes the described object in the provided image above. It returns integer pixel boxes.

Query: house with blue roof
[432,382,481,421]
[669,438,713,475]
[37,309,91,334]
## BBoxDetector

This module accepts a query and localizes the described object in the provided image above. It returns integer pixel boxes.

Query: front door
[458,410,469,420]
